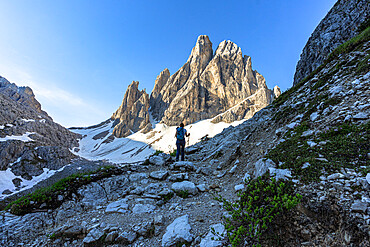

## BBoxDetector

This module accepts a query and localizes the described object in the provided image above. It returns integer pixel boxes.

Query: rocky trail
[1,1,369,246]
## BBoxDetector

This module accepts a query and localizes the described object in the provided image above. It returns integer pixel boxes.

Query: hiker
[175,123,190,161]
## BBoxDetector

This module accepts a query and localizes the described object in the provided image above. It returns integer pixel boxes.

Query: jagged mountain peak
[111,81,151,137]
[188,35,213,60]
[214,39,243,58]
[116,35,276,133]
[112,35,279,135]
[187,35,214,80]
[0,75,48,118]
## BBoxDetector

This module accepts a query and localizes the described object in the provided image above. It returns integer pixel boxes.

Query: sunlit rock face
[111,81,151,138]
[113,35,280,136]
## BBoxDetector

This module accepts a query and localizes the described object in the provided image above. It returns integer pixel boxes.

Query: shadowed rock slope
[0,76,81,195]
[293,0,369,85]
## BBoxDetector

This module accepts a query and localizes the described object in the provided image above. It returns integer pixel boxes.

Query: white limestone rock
[353,112,368,120]
[310,112,319,121]
[132,204,156,214]
[327,173,345,180]
[172,181,198,195]
[105,199,129,214]
[149,156,166,166]
[162,215,193,247]
[83,228,104,244]
[351,201,368,213]
[199,223,226,247]
[302,130,314,137]
[234,184,244,191]
[150,170,169,180]
[254,158,275,178]
[268,168,292,181]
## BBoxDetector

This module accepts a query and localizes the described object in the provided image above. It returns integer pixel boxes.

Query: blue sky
[0,0,336,127]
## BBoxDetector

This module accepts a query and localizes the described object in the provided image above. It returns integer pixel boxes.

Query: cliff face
[0,76,49,118]
[113,35,279,137]
[151,37,277,126]
[293,0,370,85]
[150,35,214,123]
[111,81,151,137]
[0,76,80,188]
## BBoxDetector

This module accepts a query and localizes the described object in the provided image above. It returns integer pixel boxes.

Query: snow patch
[0,165,70,199]
[71,116,246,164]
[0,132,35,142]
[22,119,35,122]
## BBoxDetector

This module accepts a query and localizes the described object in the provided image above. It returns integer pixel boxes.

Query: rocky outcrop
[273,85,281,99]
[293,0,370,85]
[111,81,151,137]
[150,35,214,122]
[160,39,271,126]
[0,76,80,193]
[150,35,279,126]
[211,86,274,124]
[150,68,170,120]
[0,76,48,117]
[112,35,279,136]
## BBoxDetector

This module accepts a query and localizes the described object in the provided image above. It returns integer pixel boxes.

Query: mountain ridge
[111,35,280,137]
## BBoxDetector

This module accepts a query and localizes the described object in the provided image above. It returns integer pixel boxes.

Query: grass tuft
[4,165,119,215]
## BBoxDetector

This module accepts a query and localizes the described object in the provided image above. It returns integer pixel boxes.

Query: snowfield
[71,114,246,164]
[0,166,69,200]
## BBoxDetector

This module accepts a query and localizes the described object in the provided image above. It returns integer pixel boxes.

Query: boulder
[351,201,368,213]
[199,223,226,247]
[132,204,156,214]
[149,156,166,166]
[116,231,137,244]
[83,228,104,244]
[105,231,118,242]
[150,170,169,180]
[268,168,292,181]
[171,181,198,195]
[172,161,196,171]
[162,215,193,247]
[254,158,275,178]
[105,199,129,214]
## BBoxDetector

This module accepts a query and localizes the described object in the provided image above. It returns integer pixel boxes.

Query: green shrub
[266,122,370,183]
[175,190,189,199]
[216,176,301,247]
[154,150,164,155]
[4,165,119,215]
[161,192,174,202]
[356,54,370,74]
[170,150,176,157]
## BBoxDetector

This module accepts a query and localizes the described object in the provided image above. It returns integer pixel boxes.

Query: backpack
[176,127,185,140]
